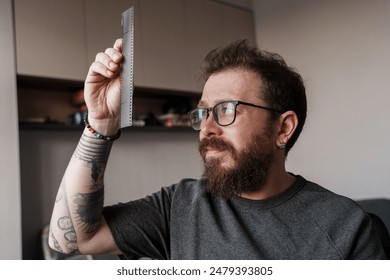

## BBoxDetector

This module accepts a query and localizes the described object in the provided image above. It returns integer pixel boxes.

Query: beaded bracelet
[84,112,121,141]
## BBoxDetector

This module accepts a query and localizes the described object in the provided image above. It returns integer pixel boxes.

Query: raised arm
[49,39,124,255]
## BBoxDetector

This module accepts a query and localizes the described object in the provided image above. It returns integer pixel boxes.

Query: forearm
[49,128,113,254]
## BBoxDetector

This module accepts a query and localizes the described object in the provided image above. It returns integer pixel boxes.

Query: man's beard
[199,126,275,200]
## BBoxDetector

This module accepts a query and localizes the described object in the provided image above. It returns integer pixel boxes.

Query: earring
[278,141,286,149]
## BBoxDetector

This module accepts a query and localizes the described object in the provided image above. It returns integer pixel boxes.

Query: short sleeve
[103,185,176,259]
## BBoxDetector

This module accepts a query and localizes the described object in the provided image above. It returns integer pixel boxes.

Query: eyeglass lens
[189,101,236,130]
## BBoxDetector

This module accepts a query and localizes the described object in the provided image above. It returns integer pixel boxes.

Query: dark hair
[202,40,307,154]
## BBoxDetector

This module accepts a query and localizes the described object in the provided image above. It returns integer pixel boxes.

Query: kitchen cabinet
[138,0,188,91]
[137,0,255,92]
[14,0,87,81]
[185,0,224,91]
[221,3,255,46]
[14,0,137,81]
[14,0,255,91]
[184,0,255,91]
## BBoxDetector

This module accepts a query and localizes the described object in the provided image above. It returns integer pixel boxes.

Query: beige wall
[0,0,22,259]
[253,0,390,199]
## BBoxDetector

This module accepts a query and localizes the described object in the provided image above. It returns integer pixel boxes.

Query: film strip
[120,6,134,128]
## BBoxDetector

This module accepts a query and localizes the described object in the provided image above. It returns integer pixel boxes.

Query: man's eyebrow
[197,99,226,107]
[197,100,208,107]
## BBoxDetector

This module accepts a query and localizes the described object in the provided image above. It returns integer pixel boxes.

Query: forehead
[199,68,263,107]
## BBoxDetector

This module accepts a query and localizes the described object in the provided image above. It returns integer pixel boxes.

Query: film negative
[120,6,134,128]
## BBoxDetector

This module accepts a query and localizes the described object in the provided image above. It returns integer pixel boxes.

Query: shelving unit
[17,75,201,132]
[18,123,196,133]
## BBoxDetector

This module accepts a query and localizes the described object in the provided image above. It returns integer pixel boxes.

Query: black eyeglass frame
[189,100,284,130]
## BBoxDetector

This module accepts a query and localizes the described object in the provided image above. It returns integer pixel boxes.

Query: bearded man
[49,39,385,259]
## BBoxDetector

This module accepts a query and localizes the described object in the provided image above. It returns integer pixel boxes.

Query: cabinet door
[184,0,224,92]
[138,0,188,91]
[14,0,87,80]
[222,5,255,46]
[185,1,255,92]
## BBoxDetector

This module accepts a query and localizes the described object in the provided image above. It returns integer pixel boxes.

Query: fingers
[88,39,123,79]
[113,38,123,52]
[96,51,120,74]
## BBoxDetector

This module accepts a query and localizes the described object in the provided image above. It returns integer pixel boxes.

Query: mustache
[199,137,236,159]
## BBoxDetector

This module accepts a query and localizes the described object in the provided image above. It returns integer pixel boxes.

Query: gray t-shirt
[103,175,386,259]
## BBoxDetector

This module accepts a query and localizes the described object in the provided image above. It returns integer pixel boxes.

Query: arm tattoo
[55,181,80,254]
[73,188,104,233]
[74,133,113,188]
[74,133,112,166]
[61,220,79,254]
[91,157,99,182]
[58,216,73,230]
[52,133,110,253]
[50,229,64,253]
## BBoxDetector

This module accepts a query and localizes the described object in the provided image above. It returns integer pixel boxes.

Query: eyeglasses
[189,100,283,131]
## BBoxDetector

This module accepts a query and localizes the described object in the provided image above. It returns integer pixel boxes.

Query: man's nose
[200,110,221,137]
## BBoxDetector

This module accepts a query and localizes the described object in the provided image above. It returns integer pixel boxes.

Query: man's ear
[276,111,298,147]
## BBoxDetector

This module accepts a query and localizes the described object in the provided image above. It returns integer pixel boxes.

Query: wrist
[84,112,121,141]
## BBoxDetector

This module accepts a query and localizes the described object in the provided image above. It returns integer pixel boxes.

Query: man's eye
[222,105,234,114]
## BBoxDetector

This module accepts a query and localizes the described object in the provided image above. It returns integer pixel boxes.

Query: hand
[84,39,123,135]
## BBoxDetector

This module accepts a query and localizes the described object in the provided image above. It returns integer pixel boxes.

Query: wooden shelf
[17,75,84,91]
[17,75,201,98]
[17,74,201,131]
[19,122,195,132]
